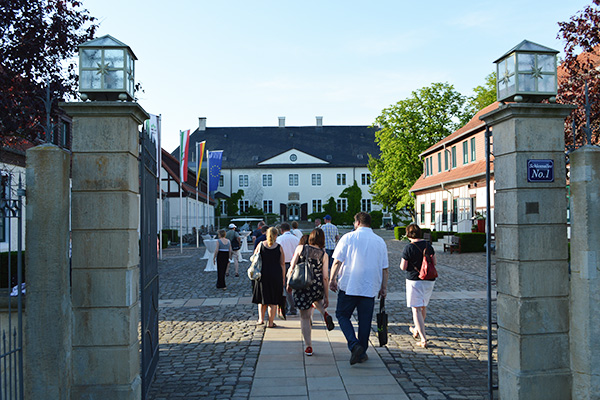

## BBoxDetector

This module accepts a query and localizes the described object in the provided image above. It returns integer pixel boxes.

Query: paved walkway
[149,230,497,400]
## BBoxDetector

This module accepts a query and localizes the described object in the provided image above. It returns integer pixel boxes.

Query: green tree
[466,72,496,115]
[368,82,469,216]
[226,190,244,216]
[339,180,362,217]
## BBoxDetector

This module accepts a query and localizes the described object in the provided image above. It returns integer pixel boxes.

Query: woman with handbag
[251,227,285,328]
[399,223,437,348]
[286,228,335,356]
[213,229,232,290]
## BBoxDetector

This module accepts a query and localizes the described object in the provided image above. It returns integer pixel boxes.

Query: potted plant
[474,212,485,232]
[472,224,478,232]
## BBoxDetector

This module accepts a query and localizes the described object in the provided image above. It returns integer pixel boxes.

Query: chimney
[199,117,207,131]
[278,116,285,128]
[316,116,323,127]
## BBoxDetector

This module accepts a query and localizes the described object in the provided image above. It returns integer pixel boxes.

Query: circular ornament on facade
[290,154,297,162]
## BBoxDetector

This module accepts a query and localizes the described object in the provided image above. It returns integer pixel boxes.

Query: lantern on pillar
[494,40,558,103]
[78,35,136,101]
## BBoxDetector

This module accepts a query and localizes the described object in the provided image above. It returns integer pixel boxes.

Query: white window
[337,173,346,185]
[239,174,249,187]
[311,173,321,186]
[262,174,272,186]
[263,200,273,213]
[361,199,372,212]
[337,198,347,212]
[239,200,249,213]
[312,199,322,213]
[219,174,224,187]
[361,173,371,185]
[219,201,227,215]
[289,174,299,186]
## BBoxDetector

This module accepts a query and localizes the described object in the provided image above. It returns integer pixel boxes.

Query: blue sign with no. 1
[527,159,554,182]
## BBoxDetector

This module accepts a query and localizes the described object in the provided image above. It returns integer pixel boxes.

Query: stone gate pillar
[61,101,149,400]
[481,103,573,399]
[569,145,600,399]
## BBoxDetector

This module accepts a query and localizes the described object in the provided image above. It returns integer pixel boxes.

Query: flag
[179,129,190,182]
[208,150,223,192]
[145,114,160,169]
[195,141,206,188]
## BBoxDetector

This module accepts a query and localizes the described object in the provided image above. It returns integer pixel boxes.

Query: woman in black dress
[252,227,285,327]
[286,228,334,356]
[213,229,231,289]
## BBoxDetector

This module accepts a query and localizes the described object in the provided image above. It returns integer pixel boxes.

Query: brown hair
[308,228,325,248]
[406,223,422,239]
[291,221,299,229]
[354,212,371,227]
[266,227,278,246]
[299,234,309,246]
[217,229,226,238]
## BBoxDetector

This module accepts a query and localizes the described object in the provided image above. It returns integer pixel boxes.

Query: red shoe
[305,346,313,356]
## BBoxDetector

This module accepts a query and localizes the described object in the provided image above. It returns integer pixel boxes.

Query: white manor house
[175,117,384,223]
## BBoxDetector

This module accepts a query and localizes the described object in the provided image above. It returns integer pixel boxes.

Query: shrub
[162,229,179,244]
[455,232,486,253]
[431,230,454,242]
[394,226,406,240]
[370,210,383,228]
[0,252,26,288]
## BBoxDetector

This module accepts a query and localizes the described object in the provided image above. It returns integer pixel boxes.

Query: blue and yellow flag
[208,150,223,192]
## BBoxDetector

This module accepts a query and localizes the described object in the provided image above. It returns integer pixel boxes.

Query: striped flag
[195,141,206,188]
[179,129,190,182]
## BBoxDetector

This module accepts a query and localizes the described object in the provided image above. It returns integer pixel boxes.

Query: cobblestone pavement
[148,231,497,400]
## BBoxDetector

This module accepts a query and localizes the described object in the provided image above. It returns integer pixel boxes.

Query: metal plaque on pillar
[527,159,554,182]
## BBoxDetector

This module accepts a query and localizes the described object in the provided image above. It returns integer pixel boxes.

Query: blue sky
[82,0,589,152]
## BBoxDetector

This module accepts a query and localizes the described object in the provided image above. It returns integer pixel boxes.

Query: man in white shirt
[330,212,388,365]
[276,222,300,315]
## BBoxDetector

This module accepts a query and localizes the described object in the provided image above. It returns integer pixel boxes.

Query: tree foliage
[557,0,600,146]
[466,72,496,115]
[0,0,96,145]
[339,180,362,217]
[368,82,469,215]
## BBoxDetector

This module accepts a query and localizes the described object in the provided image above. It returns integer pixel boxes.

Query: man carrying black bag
[376,297,388,346]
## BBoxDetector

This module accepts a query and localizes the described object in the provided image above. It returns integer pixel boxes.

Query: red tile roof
[410,160,492,192]
[420,102,500,157]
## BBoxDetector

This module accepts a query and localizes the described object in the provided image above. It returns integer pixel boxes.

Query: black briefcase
[376,297,388,346]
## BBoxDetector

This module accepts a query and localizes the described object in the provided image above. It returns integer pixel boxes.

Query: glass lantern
[494,40,558,103]
[78,35,137,101]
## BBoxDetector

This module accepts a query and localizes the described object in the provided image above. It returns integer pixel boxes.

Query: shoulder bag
[288,245,314,290]
[247,242,263,281]
[412,242,438,280]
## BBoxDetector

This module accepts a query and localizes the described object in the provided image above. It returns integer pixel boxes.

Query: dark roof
[172,125,380,168]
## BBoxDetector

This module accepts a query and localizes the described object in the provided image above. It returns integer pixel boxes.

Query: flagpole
[196,142,199,248]
[158,114,163,260]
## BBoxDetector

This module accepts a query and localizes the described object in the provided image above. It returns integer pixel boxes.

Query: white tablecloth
[203,239,218,271]
[239,231,252,253]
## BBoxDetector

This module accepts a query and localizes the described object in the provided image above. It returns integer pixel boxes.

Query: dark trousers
[335,290,375,354]
[216,252,229,288]
[326,249,334,270]
[285,262,296,313]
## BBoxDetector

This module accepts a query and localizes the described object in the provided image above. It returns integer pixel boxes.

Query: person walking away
[213,229,231,290]
[252,227,286,327]
[291,221,303,239]
[330,212,388,365]
[399,223,436,348]
[287,228,335,356]
[276,222,300,316]
[321,215,339,270]
[314,218,321,229]
[252,221,265,248]
[226,223,241,277]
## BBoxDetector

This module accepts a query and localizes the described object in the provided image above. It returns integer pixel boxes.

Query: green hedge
[455,232,486,253]
[431,230,454,242]
[394,226,405,240]
[0,252,25,288]
[162,229,179,245]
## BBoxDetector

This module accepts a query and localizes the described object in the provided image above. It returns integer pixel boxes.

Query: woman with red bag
[399,223,437,348]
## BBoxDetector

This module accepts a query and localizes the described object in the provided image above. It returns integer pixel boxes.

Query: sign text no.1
[527,159,554,182]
